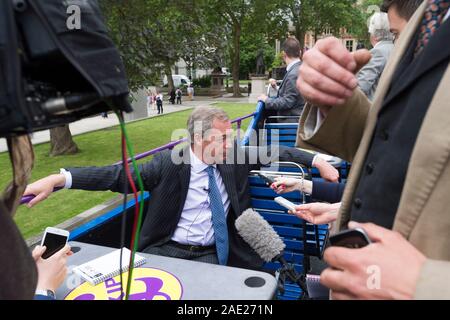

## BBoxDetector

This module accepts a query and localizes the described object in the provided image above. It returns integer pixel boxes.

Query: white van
[163,75,191,88]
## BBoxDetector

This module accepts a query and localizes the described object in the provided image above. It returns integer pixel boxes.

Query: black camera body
[0,0,132,138]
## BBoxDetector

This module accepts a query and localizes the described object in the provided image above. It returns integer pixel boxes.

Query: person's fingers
[305,47,358,90]
[320,268,351,292]
[330,290,359,300]
[300,63,354,99]
[27,192,48,208]
[32,245,46,260]
[348,221,391,243]
[23,186,34,196]
[323,246,357,270]
[271,179,284,188]
[54,244,71,258]
[298,79,348,106]
[328,170,340,183]
[352,49,372,73]
[295,211,315,224]
[314,38,357,71]
[294,203,314,212]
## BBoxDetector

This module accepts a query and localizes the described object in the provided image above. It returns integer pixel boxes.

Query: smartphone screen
[42,232,68,259]
[329,229,371,249]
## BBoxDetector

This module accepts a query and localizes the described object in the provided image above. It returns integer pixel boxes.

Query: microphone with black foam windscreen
[235,208,309,299]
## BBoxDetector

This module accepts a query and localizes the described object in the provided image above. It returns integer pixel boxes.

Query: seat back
[249,164,329,299]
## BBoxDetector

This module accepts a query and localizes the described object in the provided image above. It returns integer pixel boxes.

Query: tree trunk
[295,26,305,53]
[164,64,175,93]
[231,23,242,98]
[49,125,79,157]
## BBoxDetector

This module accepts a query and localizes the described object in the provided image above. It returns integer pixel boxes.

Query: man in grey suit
[259,37,305,123]
[24,106,339,270]
[357,12,394,101]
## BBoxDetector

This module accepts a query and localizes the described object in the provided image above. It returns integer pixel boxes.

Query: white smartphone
[40,227,69,259]
[274,196,297,211]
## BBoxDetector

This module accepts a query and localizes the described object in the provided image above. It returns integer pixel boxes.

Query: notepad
[73,248,146,286]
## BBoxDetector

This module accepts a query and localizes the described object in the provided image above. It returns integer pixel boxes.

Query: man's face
[198,119,233,164]
[388,6,408,42]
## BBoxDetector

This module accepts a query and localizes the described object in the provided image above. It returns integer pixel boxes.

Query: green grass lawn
[0,103,256,239]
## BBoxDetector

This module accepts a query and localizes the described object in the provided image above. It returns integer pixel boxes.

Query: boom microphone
[235,208,285,262]
[235,208,309,299]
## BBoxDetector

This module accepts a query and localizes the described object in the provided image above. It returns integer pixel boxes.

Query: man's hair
[281,37,301,58]
[187,106,229,141]
[368,12,394,41]
[381,0,424,20]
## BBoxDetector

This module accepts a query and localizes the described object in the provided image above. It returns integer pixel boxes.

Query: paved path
[0,95,253,153]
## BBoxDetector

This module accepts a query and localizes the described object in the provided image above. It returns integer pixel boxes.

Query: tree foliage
[99,0,223,92]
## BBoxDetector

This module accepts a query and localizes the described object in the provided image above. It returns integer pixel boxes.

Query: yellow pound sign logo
[65,268,183,300]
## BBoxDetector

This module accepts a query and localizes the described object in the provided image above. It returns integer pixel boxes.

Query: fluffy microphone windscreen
[235,208,286,262]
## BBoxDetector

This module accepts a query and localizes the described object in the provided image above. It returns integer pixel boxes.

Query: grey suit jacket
[265,61,304,121]
[357,41,394,101]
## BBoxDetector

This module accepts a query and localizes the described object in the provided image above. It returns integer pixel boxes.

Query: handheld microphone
[235,208,308,299]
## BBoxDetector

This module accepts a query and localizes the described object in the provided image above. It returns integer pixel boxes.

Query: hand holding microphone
[235,208,308,299]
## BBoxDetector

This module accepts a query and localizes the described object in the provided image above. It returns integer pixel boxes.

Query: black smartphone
[257,173,276,186]
[41,227,69,259]
[329,228,371,249]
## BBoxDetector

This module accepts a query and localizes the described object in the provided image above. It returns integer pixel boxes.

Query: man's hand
[313,157,339,182]
[258,94,268,103]
[33,245,73,293]
[290,202,340,225]
[24,174,66,208]
[321,222,426,300]
[297,37,372,113]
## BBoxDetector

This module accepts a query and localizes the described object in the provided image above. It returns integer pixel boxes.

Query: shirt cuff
[312,155,319,167]
[313,108,326,133]
[59,168,72,189]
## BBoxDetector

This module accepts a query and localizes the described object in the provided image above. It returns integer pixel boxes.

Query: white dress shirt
[61,148,231,247]
[171,148,230,246]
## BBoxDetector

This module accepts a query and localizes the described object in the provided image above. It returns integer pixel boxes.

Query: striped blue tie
[205,166,229,265]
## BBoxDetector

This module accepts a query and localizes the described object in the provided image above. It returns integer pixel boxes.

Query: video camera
[0,0,132,138]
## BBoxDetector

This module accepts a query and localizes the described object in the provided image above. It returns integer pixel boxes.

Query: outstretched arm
[24,152,164,207]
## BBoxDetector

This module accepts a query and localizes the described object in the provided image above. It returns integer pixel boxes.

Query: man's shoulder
[372,42,394,57]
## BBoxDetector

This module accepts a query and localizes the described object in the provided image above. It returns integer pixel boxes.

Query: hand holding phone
[257,173,276,187]
[329,228,371,249]
[40,227,69,259]
[274,196,297,212]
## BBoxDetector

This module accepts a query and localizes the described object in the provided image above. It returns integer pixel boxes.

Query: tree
[352,0,387,47]
[99,0,223,93]
[277,0,365,49]
[239,33,275,79]
[202,0,278,97]
[49,125,79,157]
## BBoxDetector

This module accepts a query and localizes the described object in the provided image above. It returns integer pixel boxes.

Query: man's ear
[193,133,203,145]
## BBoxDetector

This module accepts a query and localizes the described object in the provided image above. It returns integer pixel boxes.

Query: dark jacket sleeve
[242,145,315,171]
[312,179,345,203]
[67,152,164,193]
[264,67,304,111]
